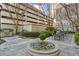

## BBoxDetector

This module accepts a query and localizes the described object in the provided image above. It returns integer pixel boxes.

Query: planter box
[27,40,60,56]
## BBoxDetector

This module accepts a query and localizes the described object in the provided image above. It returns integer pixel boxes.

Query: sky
[31,3,49,15]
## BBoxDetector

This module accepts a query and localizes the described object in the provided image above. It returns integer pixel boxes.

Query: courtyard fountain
[27,29,60,56]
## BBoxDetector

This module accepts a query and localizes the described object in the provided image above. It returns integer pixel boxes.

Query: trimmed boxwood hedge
[19,32,40,38]
[60,31,75,34]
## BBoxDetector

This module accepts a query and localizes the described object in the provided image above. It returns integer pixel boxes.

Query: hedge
[19,32,40,38]
[75,32,79,45]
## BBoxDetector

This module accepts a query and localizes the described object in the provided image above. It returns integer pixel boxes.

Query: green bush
[39,30,52,48]
[75,32,79,45]
[0,29,2,32]
[0,28,13,32]
[45,27,57,35]
[19,32,40,38]
[45,27,54,31]
[39,34,46,41]
[39,27,56,41]
[0,29,4,32]
[16,30,28,35]
[61,31,75,34]
[0,39,6,44]
[22,30,28,32]
[39,41,48,48]
[39,30,52,41]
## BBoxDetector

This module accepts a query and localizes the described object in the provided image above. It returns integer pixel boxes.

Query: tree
[60,3,79,31]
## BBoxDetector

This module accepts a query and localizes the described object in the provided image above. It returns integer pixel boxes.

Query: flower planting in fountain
[27,27,60,56]
[31,27,56,51]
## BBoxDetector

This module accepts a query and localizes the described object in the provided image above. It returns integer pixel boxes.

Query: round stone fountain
[27,40,60,56]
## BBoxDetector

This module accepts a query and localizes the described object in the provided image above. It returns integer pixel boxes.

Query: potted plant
[27,30,60,56]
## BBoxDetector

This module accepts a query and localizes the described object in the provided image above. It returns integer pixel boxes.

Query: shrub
[17,30,28,35]
[0,29,4,32]
[8,29,13,32]
[68,31,75,34]
[0,29,1,32]
[39,30,52,48]
[39,30,52,41]
[39,34,46,41]
[22,30,28,33]
[45,27,57,35]
[0,28,13,32]
[61,31,75,34]
[19,32,40,38]
[45,27,54,32]
[75,32,79,45]
[0,39,6,44]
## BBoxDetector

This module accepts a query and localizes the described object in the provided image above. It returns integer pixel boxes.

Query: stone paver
[47,34,79,56]
[0,36,33,56]
[0,35,79,56]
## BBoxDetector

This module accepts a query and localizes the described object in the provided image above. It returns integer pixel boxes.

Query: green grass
[0,39,6,44]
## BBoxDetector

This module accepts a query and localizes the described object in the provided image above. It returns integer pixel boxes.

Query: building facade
[53,3,79,31]
[0,3,53,34]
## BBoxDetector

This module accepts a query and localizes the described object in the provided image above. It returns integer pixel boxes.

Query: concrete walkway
[0,35,79,56]
[46,34,79,56]
[0,36,34,56]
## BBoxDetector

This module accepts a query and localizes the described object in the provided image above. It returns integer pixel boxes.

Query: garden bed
[31,41,55,51]
[27,40,60,56]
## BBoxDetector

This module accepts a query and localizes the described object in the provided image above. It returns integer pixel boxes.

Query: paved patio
[0,34,79,56]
